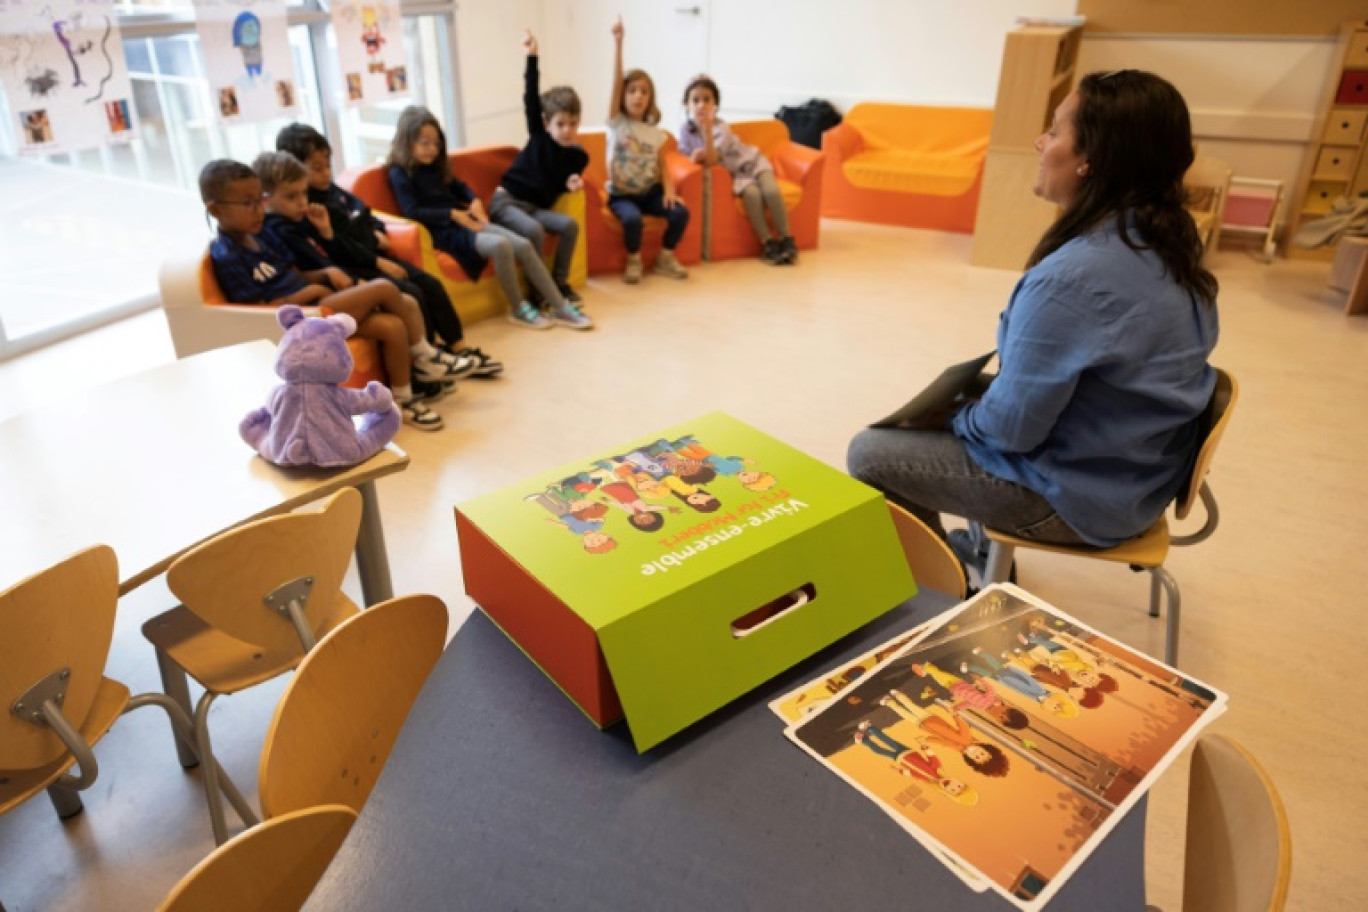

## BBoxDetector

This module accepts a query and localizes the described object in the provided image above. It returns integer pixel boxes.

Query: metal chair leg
[153,646,200,769]
[46,783,83,819]
[1149,573,1162,618]
[984,540,1016,585]
[193,693,231,846]
[1150,567,1181,667]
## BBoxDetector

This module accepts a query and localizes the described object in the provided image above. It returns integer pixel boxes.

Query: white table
[0,340,407,603]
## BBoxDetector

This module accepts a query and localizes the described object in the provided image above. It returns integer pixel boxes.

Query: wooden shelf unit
[1286,21,1368,261]
[971,24,1082,270]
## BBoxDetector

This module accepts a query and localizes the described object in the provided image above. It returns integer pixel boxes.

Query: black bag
[775,99,843,149]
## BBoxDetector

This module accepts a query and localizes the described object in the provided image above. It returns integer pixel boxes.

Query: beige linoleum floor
[1,220,1365,910]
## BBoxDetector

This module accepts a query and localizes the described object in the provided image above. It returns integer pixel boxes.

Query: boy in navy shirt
[488,29,591,325]
[201,158,461,431]
[275,124,503,377]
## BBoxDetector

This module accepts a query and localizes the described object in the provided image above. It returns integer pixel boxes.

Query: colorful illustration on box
[786,585,1226,912]
[523,433,784,558]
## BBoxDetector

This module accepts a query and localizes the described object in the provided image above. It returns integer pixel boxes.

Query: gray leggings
[489,188,579,286]
[739,170,790,242]
[472,222,564,309]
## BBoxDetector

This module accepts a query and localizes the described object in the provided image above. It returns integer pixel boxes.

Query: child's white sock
[393,384,413,402]
[410,340,439,361]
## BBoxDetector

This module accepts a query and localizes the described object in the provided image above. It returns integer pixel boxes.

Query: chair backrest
[884,502,966,599]
[337,162,402,215]
[157,804,357,912]
[448,145,519,201]
[844,103,993,154]
[1182,734,1291,912]
[198,252,229,305]
[165,487,363,656]
[258,593,449,818]
[0,546,119,770]
[1174,367,1239,520]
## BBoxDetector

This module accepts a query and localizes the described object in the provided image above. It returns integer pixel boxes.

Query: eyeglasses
[215,197,265,210]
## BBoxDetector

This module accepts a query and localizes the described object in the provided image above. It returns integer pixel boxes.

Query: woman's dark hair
[683,74,719,107]
[1027,70,1218,307]
[388,105,449,183]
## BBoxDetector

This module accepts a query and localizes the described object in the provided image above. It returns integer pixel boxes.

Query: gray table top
[305,592,1146,911]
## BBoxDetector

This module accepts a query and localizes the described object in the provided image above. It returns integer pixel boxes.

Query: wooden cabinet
[970,24,1081,270]
[1286,21,1368,261]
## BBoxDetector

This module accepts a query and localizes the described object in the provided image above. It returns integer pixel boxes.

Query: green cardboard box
[456,412,916,751]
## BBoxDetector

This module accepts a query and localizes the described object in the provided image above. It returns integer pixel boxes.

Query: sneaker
[454,346,504,378]
[399,397,444,431]
[556,281,583,305]
[411,377,451,403]
[653,249,688,279]
[624,253,643,284]
[761,238,784,265]
[413,356,466,385]
[779,235,799,264]
[550,301,594,331]
[507,300,552,330]
[432,348,478,379]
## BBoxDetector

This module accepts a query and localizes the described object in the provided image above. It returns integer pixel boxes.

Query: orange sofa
[704,120,823,262]
[338,146,587,323]
[577,129,704,275]
[170,253,387,390]
[822,103,993,233]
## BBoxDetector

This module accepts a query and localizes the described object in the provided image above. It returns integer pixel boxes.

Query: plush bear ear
[277,304,305,330]
[328,313,357,337]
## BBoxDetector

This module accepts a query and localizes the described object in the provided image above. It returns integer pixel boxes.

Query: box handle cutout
[731,583,817,638]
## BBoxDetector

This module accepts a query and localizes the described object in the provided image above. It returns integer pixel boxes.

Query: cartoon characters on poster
[192,0,297,124]
[525,434,779,555]
[360,5,386,70]
[331,1,405,106]
[231,11,263,79]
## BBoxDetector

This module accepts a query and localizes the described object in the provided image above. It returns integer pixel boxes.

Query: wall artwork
[330,0,406,108]
[193,0,297,125]
[0,0,137,155]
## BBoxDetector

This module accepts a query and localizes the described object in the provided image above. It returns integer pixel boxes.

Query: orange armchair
[578,129,703,276]
[822,103,992,234]
[340,147,588,324]
[705,120,824,262]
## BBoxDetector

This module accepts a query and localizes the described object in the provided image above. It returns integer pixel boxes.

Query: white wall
[453,0,547,147]
[1077,33,1336,227]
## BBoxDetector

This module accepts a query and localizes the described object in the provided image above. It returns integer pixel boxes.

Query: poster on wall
[0,0,137,155]
[192,0,298,124]
[329,0,407,108]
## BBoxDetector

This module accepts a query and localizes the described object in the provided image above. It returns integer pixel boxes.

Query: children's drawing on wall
[104,98,130,134]
[0,0,136,154]
[191,0,298,124]
[330,0,407,107]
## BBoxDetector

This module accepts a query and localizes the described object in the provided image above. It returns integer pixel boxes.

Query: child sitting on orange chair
[606,15,689,284]
[677,75,796,265]
[201,158,457,431]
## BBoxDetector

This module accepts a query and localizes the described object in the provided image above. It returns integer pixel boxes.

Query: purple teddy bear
[240,305,401,467]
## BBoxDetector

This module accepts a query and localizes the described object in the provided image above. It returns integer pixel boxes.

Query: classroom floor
[1,220,1364,911]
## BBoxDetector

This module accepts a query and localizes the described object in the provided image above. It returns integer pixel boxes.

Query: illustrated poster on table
[787,584,1226,911]
[192,0,298,124]
[0,0,136,154]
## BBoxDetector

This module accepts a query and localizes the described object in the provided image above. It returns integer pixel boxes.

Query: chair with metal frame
[1,546,253,829]
[141,487,364,845]
[975,368,1238,667]
[257,593,448,819]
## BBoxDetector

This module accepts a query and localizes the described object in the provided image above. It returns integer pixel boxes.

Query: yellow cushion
[842,148,983,196]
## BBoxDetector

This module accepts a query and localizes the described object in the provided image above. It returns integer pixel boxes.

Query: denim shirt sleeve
[953,272,1100,454]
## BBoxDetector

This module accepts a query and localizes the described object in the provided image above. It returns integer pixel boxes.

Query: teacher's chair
[886,501,967,599]
[1,547,252,829]
[258,593,448,819]
[142,487,364,845]
[979,368,1239,667]
[157,804,357,912]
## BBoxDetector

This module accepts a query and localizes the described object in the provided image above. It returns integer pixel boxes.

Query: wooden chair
[1,547,252,826]
[1153,735,1292,912]
[885,502,966,600]
[979,368,1239,667]
[156,804,357,912]
[258,593,448,819]
[1185,155,1233,263]
[142,487,364,845]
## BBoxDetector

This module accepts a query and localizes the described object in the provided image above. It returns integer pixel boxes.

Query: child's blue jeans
[608,184,689,254]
